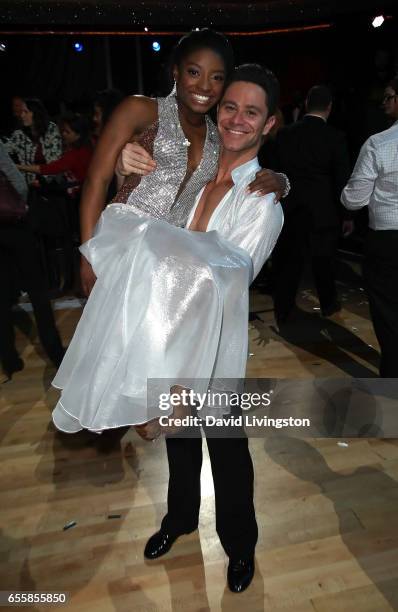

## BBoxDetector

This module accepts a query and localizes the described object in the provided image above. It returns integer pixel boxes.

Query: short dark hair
[306,85,332,112]
[60,112,92,148]
[171,28,234,77]
[388,77,398,95]
[223,63,280,116]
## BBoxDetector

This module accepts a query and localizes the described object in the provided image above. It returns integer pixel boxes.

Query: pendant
[182,138,191,147]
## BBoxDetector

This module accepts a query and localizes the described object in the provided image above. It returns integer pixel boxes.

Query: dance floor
[1,265,398,611]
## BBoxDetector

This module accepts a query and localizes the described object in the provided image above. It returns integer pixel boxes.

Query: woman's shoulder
[120,95,158,127]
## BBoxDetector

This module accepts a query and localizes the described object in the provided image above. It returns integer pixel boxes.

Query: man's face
[382,86,398,120]
[217,81,275,154]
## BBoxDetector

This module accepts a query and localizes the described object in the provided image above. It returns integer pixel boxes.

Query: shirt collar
[230,157,260,185]
[305,112,327,122]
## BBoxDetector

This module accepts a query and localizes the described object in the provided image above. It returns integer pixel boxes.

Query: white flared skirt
[52,203,252,432]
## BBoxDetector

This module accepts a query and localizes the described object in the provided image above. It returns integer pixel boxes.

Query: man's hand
[342,220,354,238]
[80,256,97,297]
[116,142,157,177]
[248,169,288,201]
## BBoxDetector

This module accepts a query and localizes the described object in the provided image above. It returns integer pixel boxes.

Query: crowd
[0,89,123,378]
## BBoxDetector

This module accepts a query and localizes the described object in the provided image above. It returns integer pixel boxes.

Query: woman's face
[61,123,79,146]
[174,47,226,115]
[20,103,33,127]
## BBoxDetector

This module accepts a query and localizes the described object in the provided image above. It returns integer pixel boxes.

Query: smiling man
[143,64,283,594]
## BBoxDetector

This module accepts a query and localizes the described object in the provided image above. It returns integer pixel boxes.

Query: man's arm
[79,96,156,295]
[341,137,378,210]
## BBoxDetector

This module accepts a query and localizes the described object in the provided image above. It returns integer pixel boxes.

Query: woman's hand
[135,419,161,441]
[115,142,157,177]
[248,169,288,201]
[80,256,97,297]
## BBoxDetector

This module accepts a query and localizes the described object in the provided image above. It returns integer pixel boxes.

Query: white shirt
[186,157,284,279]
[341,121,398,230]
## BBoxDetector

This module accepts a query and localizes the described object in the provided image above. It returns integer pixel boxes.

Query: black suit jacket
[272,115,351,231]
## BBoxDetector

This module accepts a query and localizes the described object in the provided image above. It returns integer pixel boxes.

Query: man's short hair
[224,63,280,116]
[306,85,332,112]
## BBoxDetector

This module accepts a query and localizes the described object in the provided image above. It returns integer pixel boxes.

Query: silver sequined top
[115,93,220,227]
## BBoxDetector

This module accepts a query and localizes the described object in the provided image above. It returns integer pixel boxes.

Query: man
[341,78,398,377]
[143,64,282,594]
[270,85,351,322]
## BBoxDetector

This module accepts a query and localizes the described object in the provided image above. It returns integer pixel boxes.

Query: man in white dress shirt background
[341,77,398,377]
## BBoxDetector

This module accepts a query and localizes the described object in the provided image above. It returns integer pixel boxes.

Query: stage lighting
[152,41,161,52]
[73,42,84,52]
[144,27,148,32]
[0,42,7,52]
[372,15,384,28]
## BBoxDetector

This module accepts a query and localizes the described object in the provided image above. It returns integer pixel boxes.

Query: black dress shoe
[227,557,255,593]
[144,530,182,559]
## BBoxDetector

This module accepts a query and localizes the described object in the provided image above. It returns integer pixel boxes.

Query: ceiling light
[372,15,384,28]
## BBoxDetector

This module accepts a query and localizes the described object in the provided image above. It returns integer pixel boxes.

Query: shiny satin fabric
[52,204,252,432]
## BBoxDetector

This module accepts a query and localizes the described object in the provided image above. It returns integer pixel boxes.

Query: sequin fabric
[111,121,158,205]
[112,93,219,227]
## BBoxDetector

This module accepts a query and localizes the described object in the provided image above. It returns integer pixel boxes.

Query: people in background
[341,78,398,377]
[2,98,62,185]
[0,142,65,378]
[92,89,124,139]
[270,84,352,323]
[17,112,93,197]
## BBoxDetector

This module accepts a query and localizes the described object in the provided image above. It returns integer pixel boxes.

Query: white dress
[52,158,283,432]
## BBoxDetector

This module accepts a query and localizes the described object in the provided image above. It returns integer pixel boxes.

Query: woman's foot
[160,385,193,436]
[135,418,161,441]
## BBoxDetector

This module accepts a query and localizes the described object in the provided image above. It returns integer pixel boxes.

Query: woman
[79,29,286,296]
[51,31,284,435]
[3,98,62,185]
[17,112,93,197]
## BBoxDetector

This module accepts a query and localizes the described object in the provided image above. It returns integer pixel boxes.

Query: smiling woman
[78,28,237,296]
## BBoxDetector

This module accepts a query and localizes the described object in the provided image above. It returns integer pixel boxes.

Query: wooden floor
[1,265,398,611]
